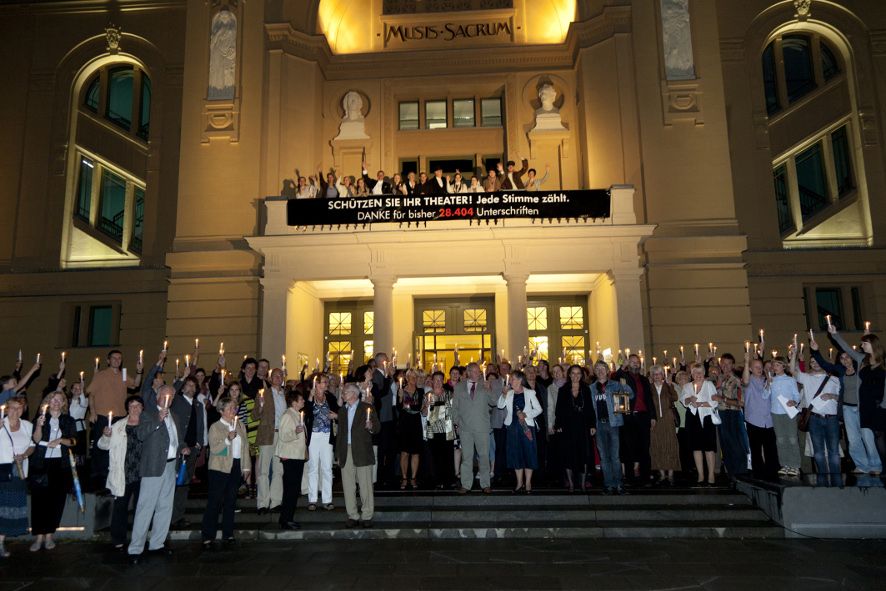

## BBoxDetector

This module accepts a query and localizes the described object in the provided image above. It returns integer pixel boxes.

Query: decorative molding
[201,100,240,143]
[201,1,244,143]
[871,30,886,57]
[660,80,703,126]
[793,0,812,21]
[719,38,745,63]
[105,23,122,54]
[659,0,695,81]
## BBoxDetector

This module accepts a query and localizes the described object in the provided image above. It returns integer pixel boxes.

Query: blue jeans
[809,415,841,487]
[595,422,621,490]
[717,410,749,477]
[843,405,882,473]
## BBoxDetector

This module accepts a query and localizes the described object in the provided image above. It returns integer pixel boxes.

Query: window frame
[804,285,865,332]
[64,301,121,348]
[452,98,476,128]
[424,99,448,130]
[398,100,419,131]
[762,32,843,118]
[771,118,857,237]
[80,63,151,142]
[480,97,503,127]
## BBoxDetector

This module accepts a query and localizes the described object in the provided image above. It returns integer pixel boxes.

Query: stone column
[372,274,395,357]
[610,268,645,352]
[260,277,291,365]
[504,272,529,363]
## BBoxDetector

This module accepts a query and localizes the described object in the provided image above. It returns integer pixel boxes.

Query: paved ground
[1,537,884,590]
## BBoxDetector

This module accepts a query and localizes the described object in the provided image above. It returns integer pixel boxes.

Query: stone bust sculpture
[538,84,557,112]
[342,91,364,122]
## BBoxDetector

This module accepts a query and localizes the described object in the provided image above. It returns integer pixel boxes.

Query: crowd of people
[1,324,884,561]
[281,158,551,199]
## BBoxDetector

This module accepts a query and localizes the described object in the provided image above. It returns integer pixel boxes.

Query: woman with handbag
[497,371,543,494]
[649,365,681,485]
[681,364,719,486]
[97,395,145,549]
[29,390,77,552]
[201,396,251,547]
[791,343,841,486]
[0,396,35,558]
[424,371,456,489]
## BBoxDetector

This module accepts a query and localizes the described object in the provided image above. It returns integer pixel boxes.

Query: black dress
[397,387,424,455]
[554,384,596,474]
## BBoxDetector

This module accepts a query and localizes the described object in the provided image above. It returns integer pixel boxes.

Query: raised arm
[828,326,865,365]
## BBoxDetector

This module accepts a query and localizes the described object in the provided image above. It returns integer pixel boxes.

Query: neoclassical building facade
[1,0,884,396]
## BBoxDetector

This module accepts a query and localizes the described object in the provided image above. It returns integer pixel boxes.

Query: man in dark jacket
[335,383,381,528]
[614,354,655,485]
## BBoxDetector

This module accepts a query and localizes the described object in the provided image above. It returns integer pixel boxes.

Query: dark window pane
[481,98,502,127]
[84,75,100,112]
[815,288,843,331]
[831,125,854,197]
[98,169,127,242]
[428,158,473,176]
[75,156,94,222]
[138,73,151,140]
[453,99,475,127]
[773,164,793,234]
[425,100,447,129]
[131,186,144,253]
[821,41,839,82]
[795,142,829,222]
[400,159,418,176]
[483,156,500,174]
[71,305,81,347]
[851,286,863,331]
[399,102,418,130]
[106,66,134,130]
[782,34,816,103]
[88,305,114,347]
[762,42,780,116]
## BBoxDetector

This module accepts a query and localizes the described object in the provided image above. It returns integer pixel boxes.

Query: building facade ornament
[105,23,122,54]
[793,0,812,21]
[660,0,695,81]
[335,90,370,140]
[532,83,565,131]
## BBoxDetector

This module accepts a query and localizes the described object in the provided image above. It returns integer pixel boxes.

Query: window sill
[71,216,141,259]
[78,108,150,152]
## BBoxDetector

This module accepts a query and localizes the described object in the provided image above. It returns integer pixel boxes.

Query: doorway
[413,297,495,372]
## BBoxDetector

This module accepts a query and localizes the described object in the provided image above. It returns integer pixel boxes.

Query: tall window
[425,100,447,129]
[81,64,151,140]
[324,301,374,371]
[399,101,419,130]
[481,98,502,127]
[453,99,475,127]
[762,33,840,116]
[67,302,121,347]
[527,297,588,365]
[804,285,866,332]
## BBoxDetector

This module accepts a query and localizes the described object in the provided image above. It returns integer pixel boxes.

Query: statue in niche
[334,90,369,140]
[660,0,695,81]
[208,9,237,100]
[532,82,565,131]
[342,91,365,122]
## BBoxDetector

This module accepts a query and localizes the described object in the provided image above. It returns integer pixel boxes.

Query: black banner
[286,189,610,226]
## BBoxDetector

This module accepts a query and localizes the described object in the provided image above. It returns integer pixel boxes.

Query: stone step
[181,505,769,524]
[166,520,784,541]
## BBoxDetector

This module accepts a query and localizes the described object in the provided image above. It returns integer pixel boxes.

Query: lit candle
[339,369,344,381]
[825,315,833,330]
[61,351,66,363]
[163,339,168,352]
[558,356,562,364]
[299,410,304,424]
[36,353,41,364]
[800,343,805,354]
[259,388,265,405]
[41,404,48,416]
[679,345,685,358]
[108,411,113,424]
[219,342,225,355]
[232,415,238,431]
[625,347,631,357]
[693,344,699,358]
[672,356,677,369]
[652,356,657,366]
[220,368,226,384]
[79,370,84,385]
[195,338,200,349]
[828,347,834,360]
[759,329,764,341]
[175,358,180,375]
[0,405,5,422]
[122,368,127,382]
[17,349,21,362]
[366,406,372,425]
[95,357,100,371]
[663,349,668,359]
[281,354,287,371]
[315,357,320,371]
[138,349,143,364]
[398,377,403,390]
[165,393,171,408]
[744,341,750,353]
[501,349,505,361]
[185,354,190,368]
[809,329,814,340]
[708,342,713,353]
[865,321,871,333]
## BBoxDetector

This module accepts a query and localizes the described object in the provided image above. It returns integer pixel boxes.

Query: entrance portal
[413,297,495,371]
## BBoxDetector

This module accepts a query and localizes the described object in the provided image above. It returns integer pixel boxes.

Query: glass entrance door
[413,298,495,371]
[417,333,493,372]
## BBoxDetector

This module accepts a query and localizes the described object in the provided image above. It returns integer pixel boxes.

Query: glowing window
[423,309,446,333]
[425,100,447,129]
[562,335,586,366]
[528,336,548,361]
[559,306,584,330]
[328,312,352,335]
[363,311,374,335]
[527,307,547,331]
[463,308,487,332]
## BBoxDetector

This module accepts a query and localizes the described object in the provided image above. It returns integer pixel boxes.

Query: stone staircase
[168,487,783,540]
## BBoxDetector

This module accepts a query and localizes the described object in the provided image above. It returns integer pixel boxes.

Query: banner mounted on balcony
[286,189,611,226]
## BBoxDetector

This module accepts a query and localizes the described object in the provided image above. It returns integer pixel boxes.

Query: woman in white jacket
[97,395,144,549]
[680,364,718,486]
[497,371,543,494]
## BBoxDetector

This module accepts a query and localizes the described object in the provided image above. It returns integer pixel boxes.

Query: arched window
[80,64,151,140]
[761,28,867,246]
[64,60,152,267]
[762,33,841,116]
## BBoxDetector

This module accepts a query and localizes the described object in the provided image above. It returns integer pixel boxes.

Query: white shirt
[69,393,88,427]
[272,387,286,429]
[796,371,840,416]
[221,418,242,459]
[0,419,34,476]
[159,406,178,460]
[42,416,63,459]
[681,381,718,422]
[654,383,665,419]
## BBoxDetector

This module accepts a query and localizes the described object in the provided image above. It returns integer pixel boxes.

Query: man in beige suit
[452,362,500,493]
[335,383,381,527]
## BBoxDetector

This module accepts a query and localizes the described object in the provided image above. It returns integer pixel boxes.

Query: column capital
[370,273,396,289]
[502,271,529,286]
